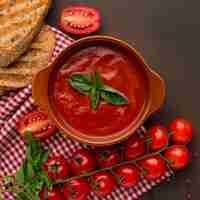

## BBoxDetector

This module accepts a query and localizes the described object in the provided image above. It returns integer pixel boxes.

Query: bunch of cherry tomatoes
[17,112,193,200]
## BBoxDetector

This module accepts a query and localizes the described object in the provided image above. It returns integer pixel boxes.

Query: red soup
[53,46,148,136]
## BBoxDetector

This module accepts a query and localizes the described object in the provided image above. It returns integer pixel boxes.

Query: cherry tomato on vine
[60,5,101,36]
[164,145,190,170]
[40,186,64,200]
[139,155,166,180]
[70,149,96,175]
[170,118,193,145]
[148,125,169,151]
[43,155,70,181]
[95,147,121,168]
[91,172,116,197]
[63,178,91,200]
[116,164,140,188]
[124,135,145,160]
[17,111,56,139]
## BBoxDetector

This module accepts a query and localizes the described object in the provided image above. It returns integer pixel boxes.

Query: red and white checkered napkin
[0,27,171,200]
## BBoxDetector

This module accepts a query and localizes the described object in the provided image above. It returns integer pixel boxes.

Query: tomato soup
[53,46,147,136]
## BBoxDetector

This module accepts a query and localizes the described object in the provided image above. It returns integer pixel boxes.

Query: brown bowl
[32,35,166,146]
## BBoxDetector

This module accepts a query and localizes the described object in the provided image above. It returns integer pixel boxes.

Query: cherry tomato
[60,5,101,36]
[17,111,56,139]
[70,149,96,175]
[63,178,91,200]
[139,155,166,180]
[116,164,140,188]
[170,118,193,145]
[95,148,121,168]
[124,135,145,160]
[148,125,169,151]
[164,145,190,170]
[40,187,64,200]
[43,155,70,181]
[92,172,116,197]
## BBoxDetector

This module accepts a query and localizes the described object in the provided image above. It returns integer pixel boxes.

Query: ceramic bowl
[32,36,166,146]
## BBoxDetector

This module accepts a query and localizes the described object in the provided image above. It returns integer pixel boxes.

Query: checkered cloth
[0,27,171,200]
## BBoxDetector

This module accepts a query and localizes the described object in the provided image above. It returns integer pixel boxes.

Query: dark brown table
[47,1,200,199]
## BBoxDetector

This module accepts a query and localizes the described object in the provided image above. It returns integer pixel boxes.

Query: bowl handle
[32,67,51,112]
[147,69,166,116]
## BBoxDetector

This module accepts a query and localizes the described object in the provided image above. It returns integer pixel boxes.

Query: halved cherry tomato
[70,149,96,175]
[116,164,140,188]
[164,145,190,170]
[124,135,146,160]
[148,125,169,151]
[139,155,166,180]
[63,178,91,200]
[95,147,121,168]
[170,118,193,145]
[17,111,56,139]
[60,5,101,36]
[40,186,64,200]
[43,155,70,181]
[91,172,116,197]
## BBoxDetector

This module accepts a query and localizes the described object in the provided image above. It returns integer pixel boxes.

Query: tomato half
[60,5,101,36]
[17,111,57,139]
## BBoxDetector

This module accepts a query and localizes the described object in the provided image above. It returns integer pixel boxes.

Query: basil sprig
[4,132,52,200]
[68,71,129,110]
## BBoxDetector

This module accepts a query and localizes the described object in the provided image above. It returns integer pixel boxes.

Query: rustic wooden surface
[47,1,200,199]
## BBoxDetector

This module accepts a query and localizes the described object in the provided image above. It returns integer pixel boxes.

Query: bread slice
[0,0,52,67]
[0,25,55,75]
[0,25,56,94]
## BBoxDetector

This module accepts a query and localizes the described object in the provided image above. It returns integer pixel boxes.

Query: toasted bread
[0,25,56,94]
[0,0,52,67]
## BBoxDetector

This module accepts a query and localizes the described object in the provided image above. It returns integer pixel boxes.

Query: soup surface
[53,46,147,136]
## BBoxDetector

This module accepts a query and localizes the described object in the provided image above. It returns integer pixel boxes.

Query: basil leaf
[68,73,92,94]
[69,79,92,94]
[33,150,49,171]
[25,131,34,144]
[26,133,41,161]
[24,186,40,200]
[90,72,101,110]
[26,161,35,180]
[32,153,41,170]
[95,71,103,89]
[90,87,100,110]
[16,192,31,200]
[26,179,43,195]
[71,73,91,83]
[15,165,25,185]
[101,85,129,105]
[38,171,53,190]
[40,151,49,165]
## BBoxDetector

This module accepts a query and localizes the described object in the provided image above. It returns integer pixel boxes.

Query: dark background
[47,0,200,199]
